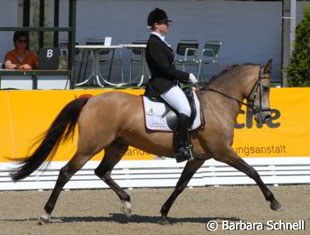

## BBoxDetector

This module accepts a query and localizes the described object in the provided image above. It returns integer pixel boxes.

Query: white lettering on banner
[46,49,53,58]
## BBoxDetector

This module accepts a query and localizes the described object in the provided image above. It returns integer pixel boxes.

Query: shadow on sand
[3,213,242,225]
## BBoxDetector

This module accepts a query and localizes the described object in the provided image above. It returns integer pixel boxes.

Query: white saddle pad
[143,90,203,132]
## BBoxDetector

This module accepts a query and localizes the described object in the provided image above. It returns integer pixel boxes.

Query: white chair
[129,39,148,85]
[197,40,222,81]
[174,39,199,74]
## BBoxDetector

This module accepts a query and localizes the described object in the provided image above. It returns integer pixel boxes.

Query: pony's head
[200,60,273,125]
[248,59,273,124]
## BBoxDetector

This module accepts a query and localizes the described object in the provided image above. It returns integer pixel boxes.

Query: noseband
[202,66,271,114]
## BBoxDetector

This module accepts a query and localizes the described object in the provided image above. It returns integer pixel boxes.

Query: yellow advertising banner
[234,87,310,157]
[0,88,309,162]
[0,89,155,162]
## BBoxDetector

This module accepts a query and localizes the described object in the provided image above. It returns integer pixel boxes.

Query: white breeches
[160,85,191,117]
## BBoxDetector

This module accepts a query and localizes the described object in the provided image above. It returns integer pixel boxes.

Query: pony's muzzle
[263,114,271,123]
[254,111,271,124]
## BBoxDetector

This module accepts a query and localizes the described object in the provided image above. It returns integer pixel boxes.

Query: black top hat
[147,8,172,26]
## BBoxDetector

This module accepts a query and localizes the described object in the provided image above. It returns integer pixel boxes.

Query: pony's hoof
[270,199,283,211]
[38,213,51,225]
[158,216,170,225]
[121,201,132,218]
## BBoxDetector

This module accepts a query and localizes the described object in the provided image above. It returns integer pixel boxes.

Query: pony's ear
[263,59,273,74]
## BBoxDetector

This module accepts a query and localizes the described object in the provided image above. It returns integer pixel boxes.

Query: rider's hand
[188,73,198,84]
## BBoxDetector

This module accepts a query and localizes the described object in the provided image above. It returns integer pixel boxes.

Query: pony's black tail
[10,97,90,182]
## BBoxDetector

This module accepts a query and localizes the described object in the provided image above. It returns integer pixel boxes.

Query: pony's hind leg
[39,152,93,224]
[94,140,132,217]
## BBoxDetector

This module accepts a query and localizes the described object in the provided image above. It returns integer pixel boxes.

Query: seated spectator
[4,31,38,70]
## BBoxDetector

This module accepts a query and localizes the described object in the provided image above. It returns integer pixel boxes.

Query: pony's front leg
[213,146,283,211]
[160,159,205,224]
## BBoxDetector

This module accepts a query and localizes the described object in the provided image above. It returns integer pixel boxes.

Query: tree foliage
[29,0,53,52]
[286,6,310,87]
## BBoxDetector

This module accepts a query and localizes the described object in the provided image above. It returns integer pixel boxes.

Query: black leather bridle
[201,66,272,116]
[246,67,272,116]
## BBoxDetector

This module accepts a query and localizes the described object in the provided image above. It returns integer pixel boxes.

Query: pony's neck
[209,65,259,101]
[200,65,260,124]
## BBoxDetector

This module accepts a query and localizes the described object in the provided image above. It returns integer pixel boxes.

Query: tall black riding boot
[174,113,192,163]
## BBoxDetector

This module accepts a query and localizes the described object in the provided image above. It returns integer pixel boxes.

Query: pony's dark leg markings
[43,152,92,218]
[215,147,282,211]
[160,159,205,223]
[94,140,131,215]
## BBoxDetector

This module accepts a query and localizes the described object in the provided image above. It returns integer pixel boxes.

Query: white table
[120,44,149,87]
[75,45,126,87]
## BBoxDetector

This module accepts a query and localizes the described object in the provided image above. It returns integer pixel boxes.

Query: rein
[199,66,271,113]
[202,87,248,106]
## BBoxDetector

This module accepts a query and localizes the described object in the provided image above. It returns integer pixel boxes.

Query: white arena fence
[0,157,309,191]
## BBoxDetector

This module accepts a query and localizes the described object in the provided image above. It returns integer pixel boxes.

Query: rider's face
[155,22,169,35]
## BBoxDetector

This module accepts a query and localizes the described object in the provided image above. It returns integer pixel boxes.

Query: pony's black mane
[202,63,258,88]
